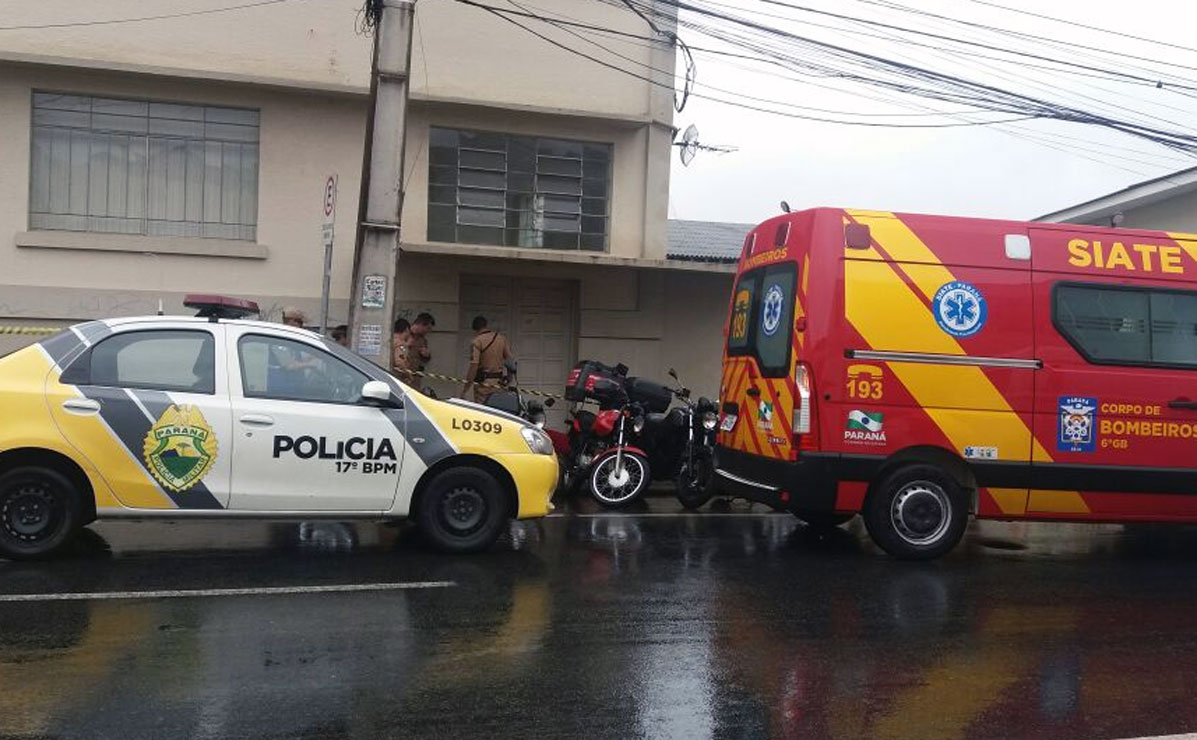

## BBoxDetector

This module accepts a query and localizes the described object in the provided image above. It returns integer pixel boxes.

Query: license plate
[719,414,737,432]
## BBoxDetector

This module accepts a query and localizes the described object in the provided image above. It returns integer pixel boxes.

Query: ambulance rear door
[718,213,813,462]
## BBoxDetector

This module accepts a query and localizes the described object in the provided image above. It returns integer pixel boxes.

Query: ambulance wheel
[863,465,967,560]
[0,467,83,561]
[416,467,507,554]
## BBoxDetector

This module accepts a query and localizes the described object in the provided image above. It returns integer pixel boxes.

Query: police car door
[50,323,234,510]
[226,327,404,511]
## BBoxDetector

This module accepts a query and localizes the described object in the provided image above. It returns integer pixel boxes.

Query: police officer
[397,313,434,390]
[391,317,411,379]
[272,307,318,395]
[462,315,512,403]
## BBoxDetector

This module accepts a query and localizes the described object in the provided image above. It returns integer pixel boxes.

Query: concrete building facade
[0,0,747,403]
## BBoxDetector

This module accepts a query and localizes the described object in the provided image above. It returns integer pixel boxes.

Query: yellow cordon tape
[0,326,59,336]
[413,370,566,400]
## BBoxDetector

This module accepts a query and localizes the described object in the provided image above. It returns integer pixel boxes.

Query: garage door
[459,276,576,424]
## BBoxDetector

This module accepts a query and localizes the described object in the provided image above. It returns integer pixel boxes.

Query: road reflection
[2,515,1197,738]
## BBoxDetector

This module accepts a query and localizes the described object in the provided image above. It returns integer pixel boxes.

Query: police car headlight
[702,411,718,431]
[521,426,554,455]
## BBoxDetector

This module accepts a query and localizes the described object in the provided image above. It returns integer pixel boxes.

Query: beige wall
[0,63,367,324]
[0,0,370,91]
[0,0,671,121]
[0,0,683,358]
[403,103,660,260]
[0,62,673,319]
[394,253,732,398]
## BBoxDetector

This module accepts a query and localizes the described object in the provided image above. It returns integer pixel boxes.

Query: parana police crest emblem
[143,405,218,492]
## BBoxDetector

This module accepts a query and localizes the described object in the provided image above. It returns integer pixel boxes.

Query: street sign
[357,323,383,357]
[323,175,337,220]
[318,174,338,334]
[362,274,387,309]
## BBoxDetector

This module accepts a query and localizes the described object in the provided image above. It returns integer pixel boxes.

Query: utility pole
[348,0,415,365]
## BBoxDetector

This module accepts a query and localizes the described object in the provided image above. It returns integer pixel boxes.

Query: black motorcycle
[481,360,552,427]
[631,369,719,509]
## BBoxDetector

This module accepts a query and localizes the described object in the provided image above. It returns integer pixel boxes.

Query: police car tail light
[794,363,818,450]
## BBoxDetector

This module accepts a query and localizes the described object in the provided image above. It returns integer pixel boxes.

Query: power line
[857,0,1197,82]
[748,0,1197,94]
[487,1,994,119]
[0,0,295,32]
[965,0,1197,58]
[453,0,1027,128]
[627,0,1197,151]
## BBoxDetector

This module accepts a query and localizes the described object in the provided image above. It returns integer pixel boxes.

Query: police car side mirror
[361,380,401,408]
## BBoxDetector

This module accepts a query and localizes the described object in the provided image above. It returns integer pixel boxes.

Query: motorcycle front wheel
[675,454,714,510]
[589,452,650,508]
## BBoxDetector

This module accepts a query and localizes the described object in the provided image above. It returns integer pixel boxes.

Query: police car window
[89,330,215,394]
[755,265,797,376]
[238,335,369,404]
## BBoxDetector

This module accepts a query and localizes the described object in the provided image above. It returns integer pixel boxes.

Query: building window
[29,92,259,241]
[1054,283,1197,367]
[427,127,611,251]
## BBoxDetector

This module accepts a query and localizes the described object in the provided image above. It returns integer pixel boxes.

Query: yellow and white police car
[0,300,557,559]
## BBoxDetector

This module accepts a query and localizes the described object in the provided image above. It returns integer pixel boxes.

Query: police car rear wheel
[0,467,82,561]
[416,467,506,554]
[864,464,967,560]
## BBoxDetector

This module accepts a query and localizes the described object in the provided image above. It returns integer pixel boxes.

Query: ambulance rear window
[727,262,798,377]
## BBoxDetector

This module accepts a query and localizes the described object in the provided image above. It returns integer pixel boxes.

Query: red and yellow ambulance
[717,207,1197,558]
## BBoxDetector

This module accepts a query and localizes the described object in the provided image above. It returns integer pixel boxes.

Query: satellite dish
[679,124,699,167]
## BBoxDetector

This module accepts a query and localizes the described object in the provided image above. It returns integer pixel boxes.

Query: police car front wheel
[416,467,507,554]
[0,466,83,561]
[863,464,967,560]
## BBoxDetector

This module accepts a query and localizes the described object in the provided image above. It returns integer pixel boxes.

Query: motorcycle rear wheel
[588,452,650,508]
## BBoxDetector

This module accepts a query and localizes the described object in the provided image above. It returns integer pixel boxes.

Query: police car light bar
[183,294,260,320]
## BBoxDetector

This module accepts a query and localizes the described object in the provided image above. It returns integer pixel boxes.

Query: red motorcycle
[555,362,650,508]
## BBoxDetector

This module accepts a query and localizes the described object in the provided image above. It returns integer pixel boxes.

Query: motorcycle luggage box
[565,360,625,403]
[626,377,672,414]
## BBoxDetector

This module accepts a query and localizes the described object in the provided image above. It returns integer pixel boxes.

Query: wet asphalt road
[3,501,1197,740]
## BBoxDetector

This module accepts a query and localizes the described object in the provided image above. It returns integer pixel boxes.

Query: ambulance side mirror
[361,380,402,408]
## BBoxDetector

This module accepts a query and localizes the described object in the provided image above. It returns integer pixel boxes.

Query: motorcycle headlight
[632,415,645,434]
[520,426,554,455]
[702,411,718,430]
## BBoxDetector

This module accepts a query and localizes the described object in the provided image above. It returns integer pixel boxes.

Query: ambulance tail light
[794,363,819,451]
